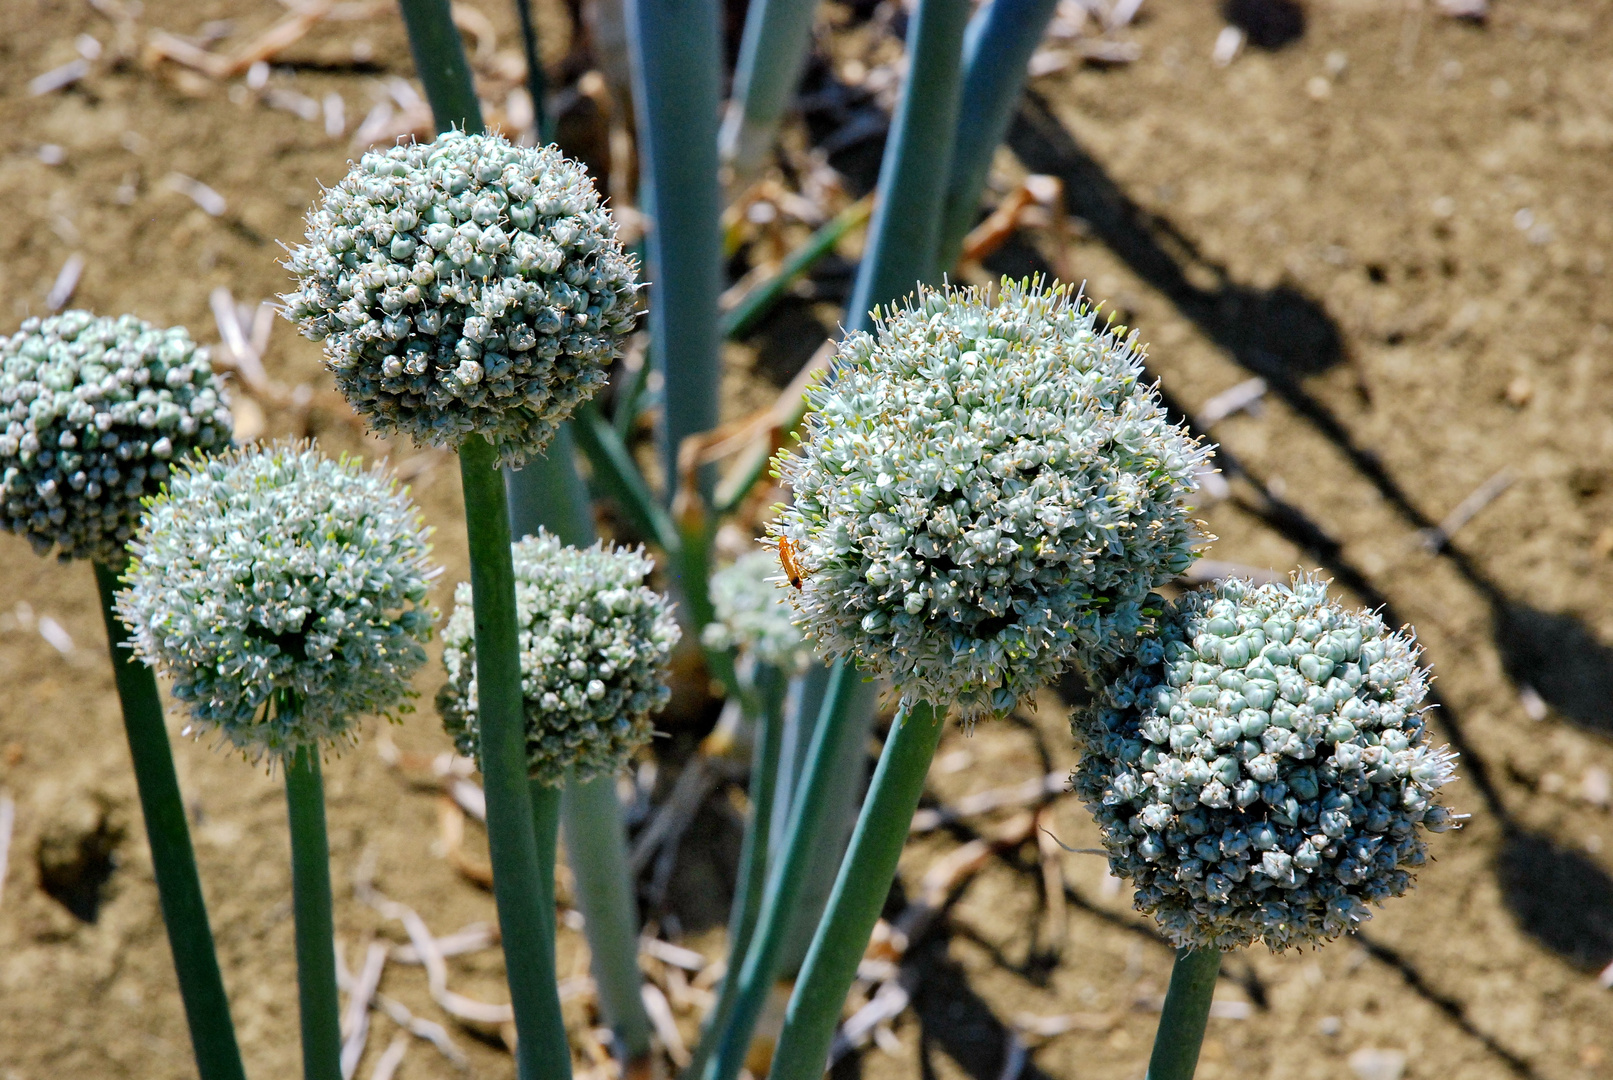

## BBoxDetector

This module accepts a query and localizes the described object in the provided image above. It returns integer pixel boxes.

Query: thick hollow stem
[697,664,875,1080]
[719,0,820,191]
[1144,947,1223,1080]
[935,0,1062,272]
[623,0,724,501]
[92,562,246,1080]
[562,775,653,1061]
[460,437,572,1080]
[284,739,341,1080]
[765,699,945,1080]
[397,0,484,133]
[844,0,972,333]
[508,431,655,1065]
[683,666,784,1080]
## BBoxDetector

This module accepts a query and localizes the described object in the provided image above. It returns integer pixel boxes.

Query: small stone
[1503,375,1534,407]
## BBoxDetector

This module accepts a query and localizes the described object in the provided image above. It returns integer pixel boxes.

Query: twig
[640,982,689,1067]
[368,1032,409,1080]
[390,923,498,965]
[209,286,278,397]
[1194,377,1267,428]
[167,173,227,217]
[829,978,910,1066]
[0,790,14,912]
[45,254,85,313]
[909,772,1065,833]
[372,994,469,1068]
[30,60,91,96]
[641,936,706,972]
[353,862,515,1025]
[1416,469,1512,552]
[341,940,389,1078]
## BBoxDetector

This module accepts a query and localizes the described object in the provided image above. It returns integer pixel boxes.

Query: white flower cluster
[117,442,437,758]
[283,130,639,467]
[1071,577,1460,951]
[0,311,232,565]
[770,281,1207,720]
[438,529,681,786]
[701,549,816,674]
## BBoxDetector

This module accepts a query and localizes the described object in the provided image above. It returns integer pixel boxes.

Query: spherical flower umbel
[769,280,1208,720]
[117,442,437,758]
[438,529,681,786]
[0,311,232,565]
[1071,576,1461,952]
[282,130,639,467]
[701,549,816,675]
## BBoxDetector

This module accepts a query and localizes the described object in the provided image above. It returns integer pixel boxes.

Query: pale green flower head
[438,529,681,787]
[701,549,815,674]
[1072,576,1461,952]
[117,441,437,758]
[769,280,1208,720]
[0,311,232,566]
[282,130,639,467]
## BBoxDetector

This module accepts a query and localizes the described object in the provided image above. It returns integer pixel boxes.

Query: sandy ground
[2,1,1613,1079]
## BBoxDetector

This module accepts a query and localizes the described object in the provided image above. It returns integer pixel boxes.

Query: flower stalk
[459,437,573,1080]
[766,700,945,1080]
[284,735,342,1080]
[1145,948,1222,1080]
[92,562,245,1080]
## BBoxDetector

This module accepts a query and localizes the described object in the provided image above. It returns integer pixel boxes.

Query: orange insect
[778,536,808,590]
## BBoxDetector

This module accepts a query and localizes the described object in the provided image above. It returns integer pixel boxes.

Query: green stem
[284,739,341,1080]
[92,563,246,1080]
[397,0,485,133]
[766,699,945,1080]
[1145,948,1223,1080]
[623,0,724,502]
[529,778,564,1013]
[460,437,572,1080]
[506,442,655,1065]
[843,0,971,333]
[697,663,874,1080]
[571,402,680,555]
[561,775,653,1061]
[935,0,1062,272]
[684,666,785,1080]
[719,0,823,191]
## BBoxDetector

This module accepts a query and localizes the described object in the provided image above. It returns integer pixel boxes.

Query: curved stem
[766,699,945,1080]
[1144,947,1223,1080]
[461,436,572,1080]
[697,663,873,1080]
[93,562,246,1080]
[284,738,341,1080]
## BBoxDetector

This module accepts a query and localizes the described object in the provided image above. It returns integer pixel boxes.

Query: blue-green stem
[562,775,653,1061]
[507,438,655,1064]
[93,562,246,1080]
[623,0,724,502]
[284,736,341,1080]
[935,0,1062,271]
[766,699,946,1080]
[1145,947,1223,1080]
[461,437,572,1080]
[697,663,873,1080]
[683,664,786,1080]
[843,0,972,331]
[397,0,484,132]
[775,674,876,973]
[719,0,821,191]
